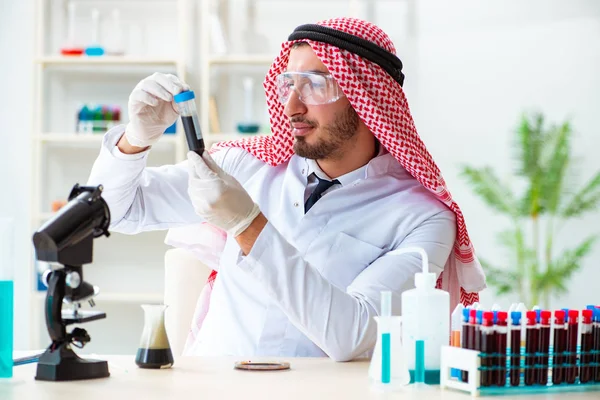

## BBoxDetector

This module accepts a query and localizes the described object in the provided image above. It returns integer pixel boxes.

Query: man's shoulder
[375,161,452,217]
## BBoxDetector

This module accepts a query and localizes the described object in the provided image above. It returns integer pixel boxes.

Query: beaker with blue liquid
[0,218,14,378]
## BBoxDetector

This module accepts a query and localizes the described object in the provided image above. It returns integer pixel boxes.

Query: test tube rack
[440,345,600,396]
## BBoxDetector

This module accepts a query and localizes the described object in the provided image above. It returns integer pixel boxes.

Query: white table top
[1,355,599,400]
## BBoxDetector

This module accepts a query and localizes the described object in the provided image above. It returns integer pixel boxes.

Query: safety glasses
[275,71,345,106]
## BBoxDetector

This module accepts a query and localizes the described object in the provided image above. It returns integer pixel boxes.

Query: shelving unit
[29,0,192,353]
[198,0,276,146]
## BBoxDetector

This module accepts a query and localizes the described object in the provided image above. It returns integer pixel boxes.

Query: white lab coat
[87,126,456,361]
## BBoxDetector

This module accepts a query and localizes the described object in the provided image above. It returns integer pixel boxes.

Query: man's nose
[283,88,308,118]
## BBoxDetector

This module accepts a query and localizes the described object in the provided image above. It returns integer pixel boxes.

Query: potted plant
[460,112,600,307]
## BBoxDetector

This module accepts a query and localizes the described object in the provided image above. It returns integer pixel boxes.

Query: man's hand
[125,73,189,148]
[187,151,261,237]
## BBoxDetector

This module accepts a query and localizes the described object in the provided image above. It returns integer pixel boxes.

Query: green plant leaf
[513,113,550,217]
[514,113,545,179]
[534,235,597,293]
[561,171,600,217]
[541,121,572,214]
[459,166,519,217]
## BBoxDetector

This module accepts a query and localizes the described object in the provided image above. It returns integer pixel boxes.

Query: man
[88,17,486,361]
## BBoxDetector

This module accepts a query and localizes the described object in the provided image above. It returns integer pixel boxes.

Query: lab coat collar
[303,145,394,186]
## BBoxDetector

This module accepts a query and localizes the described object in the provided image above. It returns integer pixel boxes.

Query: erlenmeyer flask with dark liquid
[135,304,174,369]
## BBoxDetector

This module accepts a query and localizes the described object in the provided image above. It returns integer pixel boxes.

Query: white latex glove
[125,72,189,147]
[187,151,262,237]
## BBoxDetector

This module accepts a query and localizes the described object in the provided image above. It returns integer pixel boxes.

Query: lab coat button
[293,202,299,207]
[301,169,305,175]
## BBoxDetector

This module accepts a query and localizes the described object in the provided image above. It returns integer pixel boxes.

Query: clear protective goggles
[275,71,345,106]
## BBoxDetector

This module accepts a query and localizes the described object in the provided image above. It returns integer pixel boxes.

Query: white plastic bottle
[398,247,449,385]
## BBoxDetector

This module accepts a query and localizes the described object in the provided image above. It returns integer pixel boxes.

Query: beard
[292,104,360,160]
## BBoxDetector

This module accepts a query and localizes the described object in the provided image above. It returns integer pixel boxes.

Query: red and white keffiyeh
[181,17,486,353]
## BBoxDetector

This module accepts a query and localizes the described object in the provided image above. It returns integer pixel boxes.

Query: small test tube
[476,310,484,352]
[174,90,205,155]
[461,307,472,382]
[480,312,495,387]
[552,310,567,385]
[450,304,464,379]
[510,311,522,386]
[566,310,579,384]
[495,311,508,387]
[524,311,538,386]
[580,309,594,383]
[593,307,600,382]
[537,310,551,385]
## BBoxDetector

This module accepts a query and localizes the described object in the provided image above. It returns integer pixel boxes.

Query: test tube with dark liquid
[593,308,600,382]
[510,311,522,386]
[461,308,473,383]
[566,310,579,384]
[480,312,495,387]
[174,90,205,155]
[524,311,538,386]
[537,310,551,385]
[495,311,508,386]
[580,309,594,383]
[552,310,567,385]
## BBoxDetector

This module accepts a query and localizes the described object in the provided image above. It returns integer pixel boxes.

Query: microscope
[32,184,111,381]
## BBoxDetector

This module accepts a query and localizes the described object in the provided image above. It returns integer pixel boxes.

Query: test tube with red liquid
[524,311,538,386]
[552,310,567,385]
[537,310,551,385]
[495,311,508,386]
[593,307,600,382]
[461,308,477,383]
[566,310,579,384]
[480,312,495,387]
[510,311,522,386]
[580,309,594,383]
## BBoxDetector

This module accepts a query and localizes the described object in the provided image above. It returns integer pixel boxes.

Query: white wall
[0,0,599,349]
[409,0,600,309]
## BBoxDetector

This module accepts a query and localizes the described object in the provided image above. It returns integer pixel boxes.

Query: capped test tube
[552,310,567,385]
[495,311,508,387]
[174,90,205,155]
[537,310,551,385]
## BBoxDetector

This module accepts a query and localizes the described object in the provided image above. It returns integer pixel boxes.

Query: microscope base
[35,344,110,381]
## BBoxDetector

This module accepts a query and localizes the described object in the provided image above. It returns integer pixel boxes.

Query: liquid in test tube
[495,311,508,387]
[173,90,205,156]
[593,308,600,382]
[524,311,538,386]
[566,310,579,384]
[552,310,567,385]
[537,310,551,385]
[510,311,522,387]
[580,309,594,383]
[480,312,495,387]
[461,307,472,383]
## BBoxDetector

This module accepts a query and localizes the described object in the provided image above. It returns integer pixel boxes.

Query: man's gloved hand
[187,151,262,237]
[125,73,189,148]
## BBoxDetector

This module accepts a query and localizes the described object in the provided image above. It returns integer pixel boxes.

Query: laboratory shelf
[37,133,180,145]
[36,56,180,66]
[35,291,164,304]
[207,54,275,65]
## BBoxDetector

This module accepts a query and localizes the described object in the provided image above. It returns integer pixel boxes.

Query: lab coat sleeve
[86,125,235,234]
[237,209,457,362]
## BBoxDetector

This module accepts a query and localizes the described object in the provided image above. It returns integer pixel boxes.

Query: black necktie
[305,176,340,213]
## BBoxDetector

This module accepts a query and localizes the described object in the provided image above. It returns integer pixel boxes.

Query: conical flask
[135,304,174,369]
